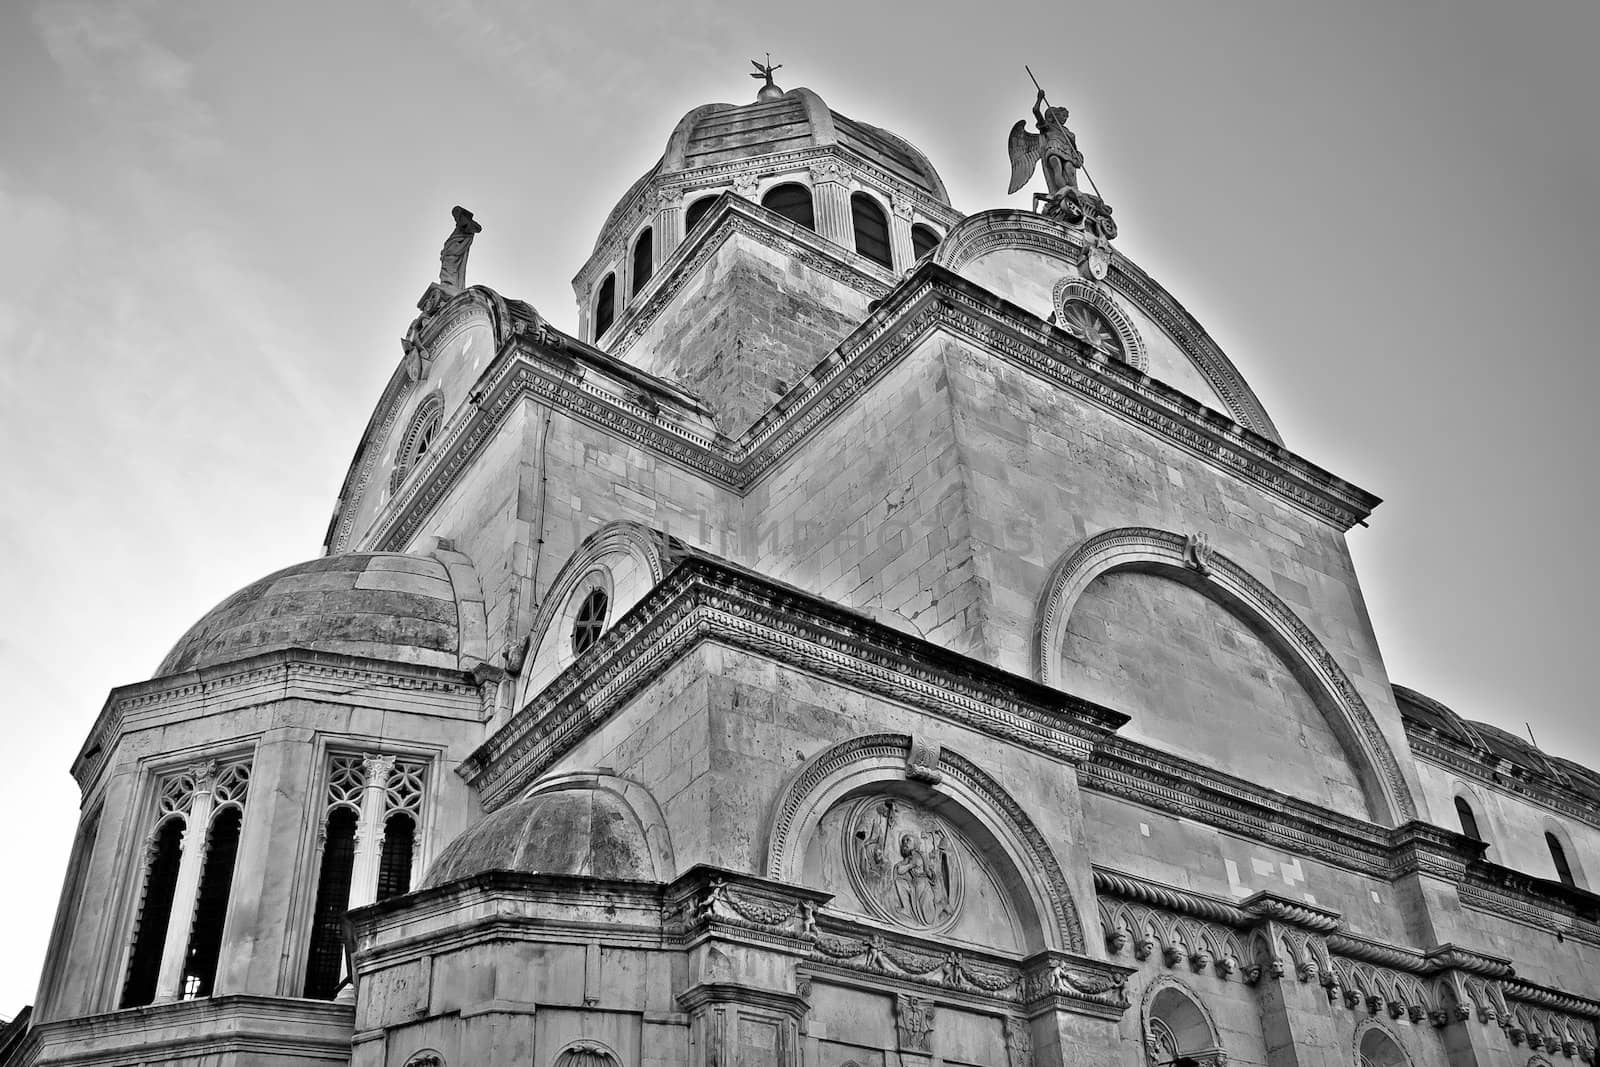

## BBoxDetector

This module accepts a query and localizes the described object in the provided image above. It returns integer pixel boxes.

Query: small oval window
[572,588,609,655]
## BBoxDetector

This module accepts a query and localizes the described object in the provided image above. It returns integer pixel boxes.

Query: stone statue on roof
[1007,88,1084,208]
[438,205,482,291]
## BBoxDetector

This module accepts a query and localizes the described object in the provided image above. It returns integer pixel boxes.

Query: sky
[1,0,1596,1012]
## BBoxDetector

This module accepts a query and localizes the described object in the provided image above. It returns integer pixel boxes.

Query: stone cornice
[362,260,1377,562]
[460,554,1128,811]
[24,995,354,1062]
[72,649,482,797]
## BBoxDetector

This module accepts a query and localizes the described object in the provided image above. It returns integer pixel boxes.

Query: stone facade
[7,81,1599,1067]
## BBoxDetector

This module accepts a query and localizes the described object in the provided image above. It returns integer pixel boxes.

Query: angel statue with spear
[1007,68,1089,217]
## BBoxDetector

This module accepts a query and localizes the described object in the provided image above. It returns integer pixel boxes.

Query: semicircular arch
[764,733,1084,953]
[1035,527,1416,824]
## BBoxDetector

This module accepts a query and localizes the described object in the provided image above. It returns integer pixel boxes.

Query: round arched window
[1059,298,1126,361]
[572,588,609,656]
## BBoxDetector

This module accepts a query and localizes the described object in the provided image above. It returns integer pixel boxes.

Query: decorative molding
[1036,527,1416,823]
[462,559,1125,812]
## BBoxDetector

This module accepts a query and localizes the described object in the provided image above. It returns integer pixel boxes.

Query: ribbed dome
[593,86,948,252]
[422,786,658,888]
[157,552,467,677]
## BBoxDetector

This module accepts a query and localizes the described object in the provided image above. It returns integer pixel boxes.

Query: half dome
[157,552,471,677]
[421,785,657,888]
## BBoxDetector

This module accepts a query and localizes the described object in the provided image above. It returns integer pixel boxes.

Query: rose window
[1060,298,1125,360]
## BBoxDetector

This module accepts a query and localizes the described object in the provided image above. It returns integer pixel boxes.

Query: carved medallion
[844,797,963,931]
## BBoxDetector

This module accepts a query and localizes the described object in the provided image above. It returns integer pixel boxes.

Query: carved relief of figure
[438,205,482,291]
[849,799,959,929]
[895,993,936,1053]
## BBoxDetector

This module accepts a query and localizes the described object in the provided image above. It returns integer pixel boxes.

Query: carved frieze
[895,993,935,1053]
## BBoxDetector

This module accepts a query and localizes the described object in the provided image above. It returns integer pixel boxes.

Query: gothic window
[594,273,617,339]
[631,227,654,296]
[1358,1027,1410,1067]
[119,758,252,1009]
[911,223,941,260]
[1144,983,1222,1067]
[1059,298,1127,361]
[851,192,892,268]
[685,195,716,232]
[1454,797,1484,844]
[1547,832,1576,886]
[304,753,430,999]
[120,818,184,1008]
[762,183,815,231]
[572,587,609,656]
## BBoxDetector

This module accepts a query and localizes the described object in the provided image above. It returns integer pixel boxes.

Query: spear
[1025,64,1104,200]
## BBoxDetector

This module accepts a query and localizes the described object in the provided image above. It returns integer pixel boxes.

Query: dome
[421,785,657,888]
[593,86,949,252]
[157,552,475,677]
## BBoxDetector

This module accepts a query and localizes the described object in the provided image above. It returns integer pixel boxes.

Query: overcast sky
[2,0,1596,1011]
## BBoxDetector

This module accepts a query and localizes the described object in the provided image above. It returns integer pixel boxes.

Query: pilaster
[890,195,916,272]
[657,186,686,259]
[810,161,853,247]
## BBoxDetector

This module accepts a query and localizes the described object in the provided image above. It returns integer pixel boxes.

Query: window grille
[377,813,417,900]
[631,228,654,296]
[762,183,815,231]
[851,193,892,268]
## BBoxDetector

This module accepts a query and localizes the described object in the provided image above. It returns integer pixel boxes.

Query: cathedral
[4,68,1597,1067]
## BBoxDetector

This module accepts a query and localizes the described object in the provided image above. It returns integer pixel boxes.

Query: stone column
[656,186,685,260]
[153,762,218,1003]
[890,195,916,273]
[809,160,853,249]
[349,755,396,909]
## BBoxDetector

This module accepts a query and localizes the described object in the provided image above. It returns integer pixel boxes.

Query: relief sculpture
[846,798,962,930]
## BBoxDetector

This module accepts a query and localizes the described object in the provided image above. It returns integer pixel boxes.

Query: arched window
[1144,983,1222,1067]
[1454,796,1484,844]
[180,805,243,999]
[851,192,892,268]
[911,223,941,260]
[685,195,716,232]
[304,805,356,999]
[762,183,815,231]
[572,587,609,656]
[631,228,654,296]
[120,819,184,1008]
[1547,832,1576,886]
[392,397,444,491]
[593,273,616,340]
